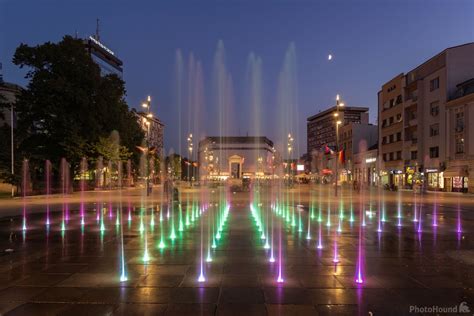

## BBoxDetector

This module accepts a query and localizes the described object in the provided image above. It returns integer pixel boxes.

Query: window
[389,152,394,161]
[389,134,394,143]
[382,136,387,144]
[382,119,387,127]
[411,151,418,160]
[455,134,465,154]
[430,124,439,137]
[456,110,464,132]
[396,132,402,141]
[430,101,439,116]
[429,146,439,158]
[396,113,402,122]
[430,77,439,91]
[396,151,402,160]
[389,99,395,108]
[396,95,402,104]
[389,117,394,125]
[383,153,387,162]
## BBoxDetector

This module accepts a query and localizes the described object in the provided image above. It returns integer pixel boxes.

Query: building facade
[307,106,369,158]
[133,110,165,158]
[0,76,22,194]
[198,136,275,180]
[353,143,379,187]
[378,43,474,191]
[445,79,474,192]
[84,35,123,78]
[339,122,378,182]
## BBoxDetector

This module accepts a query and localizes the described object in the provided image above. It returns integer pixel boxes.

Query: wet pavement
[0,189,473,315]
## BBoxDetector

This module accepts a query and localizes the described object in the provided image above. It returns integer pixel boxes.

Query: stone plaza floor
[0,188,473,315]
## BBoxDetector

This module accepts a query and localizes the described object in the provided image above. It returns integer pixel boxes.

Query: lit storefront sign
[425,168,438,173]
[365,157,376,163]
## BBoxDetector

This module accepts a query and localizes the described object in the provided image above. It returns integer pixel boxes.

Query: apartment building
[378,43,474,191]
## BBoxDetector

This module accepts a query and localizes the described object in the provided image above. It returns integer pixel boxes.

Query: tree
[93,131,132,162]
[1,35,144,186]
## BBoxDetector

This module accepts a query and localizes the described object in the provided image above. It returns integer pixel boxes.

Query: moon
[328,54,333,61]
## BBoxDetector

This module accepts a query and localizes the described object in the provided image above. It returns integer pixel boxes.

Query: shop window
[429,146,439,158]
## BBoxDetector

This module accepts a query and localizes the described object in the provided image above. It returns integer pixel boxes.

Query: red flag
[338,150,345,164]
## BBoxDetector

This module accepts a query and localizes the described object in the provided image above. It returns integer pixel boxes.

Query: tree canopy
[4,35,144,183]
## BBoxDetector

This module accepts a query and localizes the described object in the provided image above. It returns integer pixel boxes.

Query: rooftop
[307,106,369,122]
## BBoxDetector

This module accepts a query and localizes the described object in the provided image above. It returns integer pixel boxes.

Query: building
[378,43,474,191]
[83,34,123,78]
[353,143,379,187]
[0,68,22,194]
[339,122,378,182]
[445,78,474,192]
[307,105,370,183]
[307,105,369,158]
[0,82,21,127]
[198,136,275,180]
[133,109,165,158]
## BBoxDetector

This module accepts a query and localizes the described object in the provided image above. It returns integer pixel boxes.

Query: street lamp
[187,134,193,187]
[334,94,344,197]
[10,102,14,197]
[288,133,294,183]
[142,95,152,196]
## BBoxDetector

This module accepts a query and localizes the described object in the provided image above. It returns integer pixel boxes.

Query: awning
[443,165,468,177]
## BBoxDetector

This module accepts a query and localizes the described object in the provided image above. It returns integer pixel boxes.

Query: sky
[1,0,473,157]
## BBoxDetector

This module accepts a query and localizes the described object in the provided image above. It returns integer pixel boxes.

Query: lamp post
[287,134,294,184]
[142,96,152,196]
[10,103,14,197]
[187,134,193,187]
[334,94,344,197]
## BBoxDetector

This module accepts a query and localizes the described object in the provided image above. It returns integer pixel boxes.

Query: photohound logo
[409,301,471,314]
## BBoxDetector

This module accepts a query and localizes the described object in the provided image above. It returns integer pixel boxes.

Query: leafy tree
[93,131,132,162]
[1,35,144,185]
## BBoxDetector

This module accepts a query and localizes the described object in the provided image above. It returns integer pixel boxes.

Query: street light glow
[142,103,148,108]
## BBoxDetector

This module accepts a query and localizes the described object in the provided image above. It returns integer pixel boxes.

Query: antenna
[95,18,100,41]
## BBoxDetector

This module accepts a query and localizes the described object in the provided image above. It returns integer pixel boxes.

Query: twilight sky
[1,0,473,157]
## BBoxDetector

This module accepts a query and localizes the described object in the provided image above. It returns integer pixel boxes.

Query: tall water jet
[21,158,30,230]
[80,157,88,225]
[45,160,52,226]
[60,158,70,228]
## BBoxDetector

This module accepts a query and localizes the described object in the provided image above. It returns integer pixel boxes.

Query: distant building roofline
[199,136,274,147]
[307,106,369,122]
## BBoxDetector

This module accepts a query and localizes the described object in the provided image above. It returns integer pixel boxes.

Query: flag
[338,150,345,164]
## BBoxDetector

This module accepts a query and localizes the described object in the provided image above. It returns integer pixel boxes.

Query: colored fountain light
[120,274,128,282]
[198,273,206,282]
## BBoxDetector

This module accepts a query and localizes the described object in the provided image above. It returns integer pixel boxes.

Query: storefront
[425,168,444,191]
[444,165,469,193]
[390,170,404,187]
